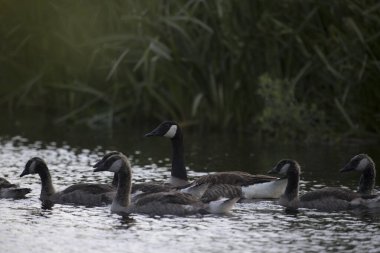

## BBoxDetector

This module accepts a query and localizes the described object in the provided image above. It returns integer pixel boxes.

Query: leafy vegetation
[0,0,379,142]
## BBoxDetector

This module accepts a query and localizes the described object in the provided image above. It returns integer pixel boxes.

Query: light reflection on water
[0,136,380,253]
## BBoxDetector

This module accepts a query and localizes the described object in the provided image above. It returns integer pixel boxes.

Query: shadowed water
[0,132,380,253]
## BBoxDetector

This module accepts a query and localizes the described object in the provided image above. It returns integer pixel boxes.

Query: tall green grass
[0,0,379,141]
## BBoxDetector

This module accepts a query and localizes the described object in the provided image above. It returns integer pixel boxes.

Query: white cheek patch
[29,161,37,174]
[357,158,369,172]
[109,159,123,172]
[164,125,177,138]
[279,164,290,174]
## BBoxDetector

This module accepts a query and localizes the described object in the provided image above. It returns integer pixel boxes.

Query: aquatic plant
[0,0,379,141]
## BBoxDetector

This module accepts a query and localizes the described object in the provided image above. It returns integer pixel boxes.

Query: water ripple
[0,137,379,253]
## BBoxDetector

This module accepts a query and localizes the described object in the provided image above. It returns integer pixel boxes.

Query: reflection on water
[0,135,380,253]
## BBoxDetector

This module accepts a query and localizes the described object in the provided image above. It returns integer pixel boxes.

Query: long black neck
[115,168,132,207]
[358,163,376,195]
[170,133,188,181]
[284,169,299,201]
[37,164,55,199]
[112,173,119,187]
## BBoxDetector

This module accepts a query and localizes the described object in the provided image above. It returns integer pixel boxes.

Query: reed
[0,0,379,141]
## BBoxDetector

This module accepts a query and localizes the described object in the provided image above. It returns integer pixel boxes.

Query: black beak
[267,167,277,174]
[93,165,107,172]
[144,126,161,137]
[340,163,354,173]
[20,169,29,177]
[92,160,103,168]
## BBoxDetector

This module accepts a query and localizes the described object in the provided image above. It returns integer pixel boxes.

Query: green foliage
[0,0,380,141]
[256,74,328,141]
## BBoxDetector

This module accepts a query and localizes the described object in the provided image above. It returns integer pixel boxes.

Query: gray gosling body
[0,177,31,199]
[93,153,239,216]
[269,159,368,212]
[145,121,287,201]
[20,157,115,207]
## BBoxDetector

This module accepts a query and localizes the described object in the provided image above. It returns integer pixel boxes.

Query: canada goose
[340,154,380,208]
[0,177,31,199]
[93,151,173,199]
[93,152,239,216]
[94,151,215,201]
[145,121,287,201]
[145,121,189,187]
[20,157,115,207]
[268,159,368,212]
[189,171,287,202]
[340,154,376,195]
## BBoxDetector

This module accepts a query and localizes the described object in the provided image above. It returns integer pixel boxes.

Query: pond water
[0,122,380,253]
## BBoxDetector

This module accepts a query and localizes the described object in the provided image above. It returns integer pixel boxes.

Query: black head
[144,121,180,139]
[93,153,130,173]
[340,154,374,173]
[92,151,122,168]
[20,157,47,177]
[268,159,300,175]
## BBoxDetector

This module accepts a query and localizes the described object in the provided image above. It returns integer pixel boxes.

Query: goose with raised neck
[340,154,376,195]
[20,157,115,207]
[94,153,239,216]
[93,151,173,198]
[269,159,370,212]
[145,121,188,186]
[340,154,380,208]
[145,121,287,201]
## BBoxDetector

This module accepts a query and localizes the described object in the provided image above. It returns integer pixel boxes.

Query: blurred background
[0,0,379,143]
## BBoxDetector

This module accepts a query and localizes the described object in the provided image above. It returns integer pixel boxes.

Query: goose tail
[206,197,240,214]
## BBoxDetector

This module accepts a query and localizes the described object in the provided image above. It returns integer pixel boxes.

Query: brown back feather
[193,172,277,186]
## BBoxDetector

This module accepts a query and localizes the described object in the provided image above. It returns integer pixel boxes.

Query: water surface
[0,129,379,253]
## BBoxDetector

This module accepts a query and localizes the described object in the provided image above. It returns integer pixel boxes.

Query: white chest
[242,179,287,199]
